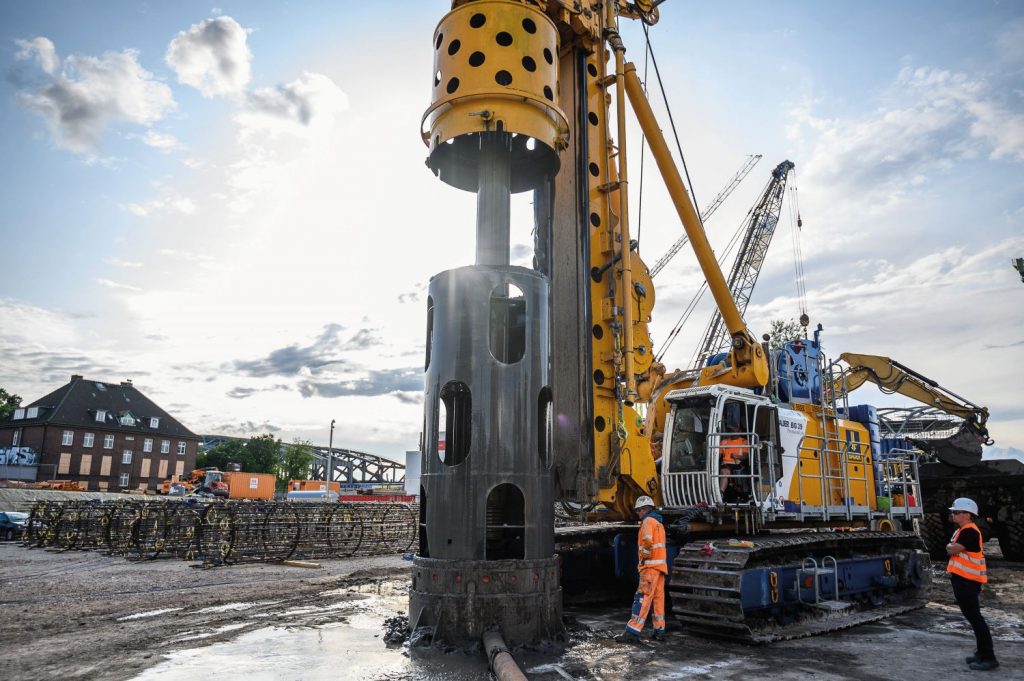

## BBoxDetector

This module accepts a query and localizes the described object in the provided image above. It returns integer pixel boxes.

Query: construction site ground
[0,541,1020,680]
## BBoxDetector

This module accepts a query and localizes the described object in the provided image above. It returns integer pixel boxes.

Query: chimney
[121,379,133,388]
[71,374,83,381]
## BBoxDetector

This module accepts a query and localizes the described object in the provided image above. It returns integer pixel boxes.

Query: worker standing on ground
[617,496,668,642]
[946,497,999,671]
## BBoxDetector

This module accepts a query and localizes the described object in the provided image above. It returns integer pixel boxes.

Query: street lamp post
[327,419,335,489]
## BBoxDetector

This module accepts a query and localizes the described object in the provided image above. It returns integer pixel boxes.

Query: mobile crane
[415,0,931,645]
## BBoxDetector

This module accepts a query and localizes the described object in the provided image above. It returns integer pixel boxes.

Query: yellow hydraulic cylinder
[623,62,769,389]
[422,0,570,194]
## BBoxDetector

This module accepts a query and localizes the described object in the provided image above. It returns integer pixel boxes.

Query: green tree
[277,439,315,491]
[200,440,246,470]
[768,318,804,354]
[245,433,281,474]
[0,387,22,420]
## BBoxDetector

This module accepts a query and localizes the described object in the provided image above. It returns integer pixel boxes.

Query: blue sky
[1,1,1022,460]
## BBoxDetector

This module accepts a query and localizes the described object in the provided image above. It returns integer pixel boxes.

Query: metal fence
[20,499,417,565]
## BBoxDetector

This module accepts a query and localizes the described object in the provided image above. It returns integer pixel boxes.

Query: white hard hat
[948,497,979,515]
[634,495,655,510]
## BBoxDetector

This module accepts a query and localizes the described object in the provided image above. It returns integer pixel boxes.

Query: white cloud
[165,16,252,97]
[15,37,59,74]
[995,17,1024,64]
[122,185,197,218]
[104,257,143,268]
[96,278,143,292]
[237,72,349,139]
[141,129,183,152]
[16,44,175,153]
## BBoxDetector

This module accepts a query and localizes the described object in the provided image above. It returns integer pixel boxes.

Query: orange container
[288,480,340,493]
[222,472,276,500]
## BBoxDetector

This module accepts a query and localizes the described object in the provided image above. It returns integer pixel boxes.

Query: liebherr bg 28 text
[412,0,932,645]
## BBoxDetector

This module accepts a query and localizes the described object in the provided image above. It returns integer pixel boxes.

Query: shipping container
[288,479,340,493]
[222,471,276,500]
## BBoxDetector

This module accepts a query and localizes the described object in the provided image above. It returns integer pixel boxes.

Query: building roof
[0,375,199,440]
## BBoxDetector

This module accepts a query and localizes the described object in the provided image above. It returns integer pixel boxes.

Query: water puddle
[195,601,270,614]
[118,608,184,621]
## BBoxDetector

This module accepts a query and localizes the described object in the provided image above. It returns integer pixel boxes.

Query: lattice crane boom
[693,160,795,367]
[649,154,762,277]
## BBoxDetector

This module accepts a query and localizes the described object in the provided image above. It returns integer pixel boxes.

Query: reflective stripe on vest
[721,436,748,465]
[947,522,988,584]
[637,516,668,575]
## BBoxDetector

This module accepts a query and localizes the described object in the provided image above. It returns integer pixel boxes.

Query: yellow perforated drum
[423,0,569,193]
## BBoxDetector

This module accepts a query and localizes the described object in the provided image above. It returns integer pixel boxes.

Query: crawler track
[669,531,931,642]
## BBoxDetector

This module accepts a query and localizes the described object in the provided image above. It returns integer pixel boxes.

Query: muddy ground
[0,541,1020,680]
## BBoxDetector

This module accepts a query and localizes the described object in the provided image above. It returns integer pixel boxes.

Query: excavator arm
[837,352,991,441]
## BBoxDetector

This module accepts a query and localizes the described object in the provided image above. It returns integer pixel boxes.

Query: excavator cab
[661,385,782,509]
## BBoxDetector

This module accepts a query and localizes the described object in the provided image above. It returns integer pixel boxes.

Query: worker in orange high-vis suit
[947,497,999,671]
[616,496,668,643]
[719,421,749,495]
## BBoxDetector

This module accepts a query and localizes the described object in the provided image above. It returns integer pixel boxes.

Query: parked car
[0,512,29,540]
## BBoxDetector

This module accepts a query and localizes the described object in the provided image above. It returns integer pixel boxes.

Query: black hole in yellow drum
[448,39,461,56]
[589,162,599,177]
[446,77,460,94]
[595,416,606,432]
[588,112,598,126]
[590,212,600,227]
[436,33,444,50]
[470,13,486,28]
[593,370,605,386]
[434,71,441,87]
[543,85,553,101]
[495,70,512,86]
[587,63,598,77]
[522,56,536,72]
[544,48,553,64]
[496,31,513,47]
[469,51,485,67]
[522,18,537,34]
[592,324,604,340]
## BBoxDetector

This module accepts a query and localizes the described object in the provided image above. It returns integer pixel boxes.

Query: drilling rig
[412,0,934,646]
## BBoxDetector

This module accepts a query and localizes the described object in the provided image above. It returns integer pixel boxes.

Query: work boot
[965,652,979,664]
[614,631,641,644]
[652,631,667,642]
[968,659,1000,671]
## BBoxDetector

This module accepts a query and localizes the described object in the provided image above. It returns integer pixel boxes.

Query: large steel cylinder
[410,266,561,645]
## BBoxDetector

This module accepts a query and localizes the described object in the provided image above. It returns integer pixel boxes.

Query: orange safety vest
[638,514,668,575]
[721,436,748,466]
[947,522,988,584]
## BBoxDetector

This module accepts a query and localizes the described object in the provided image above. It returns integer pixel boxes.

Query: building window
[177,441,186,456]
[119,473,130,488]
[150,417,159,428]
[95,410,107,423]
[122,450,132,465]
[62,430,74,446]
[26,407,39,418]
[12,408,24,420]
[83,433,95,448]
[143,438,153,453]
[160,440,170,454]
[104,434,114,449]
[119,412,136,426]
[12,430,20,447]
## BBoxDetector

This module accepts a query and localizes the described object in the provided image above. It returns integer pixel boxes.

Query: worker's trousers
[625,569,666,635]
[951,574,995,661]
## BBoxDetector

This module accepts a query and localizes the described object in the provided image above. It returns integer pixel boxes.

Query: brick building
[0,375,200,492]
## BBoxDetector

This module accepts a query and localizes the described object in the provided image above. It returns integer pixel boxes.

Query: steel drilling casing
[423,0,569,193]
[421,265,554,562]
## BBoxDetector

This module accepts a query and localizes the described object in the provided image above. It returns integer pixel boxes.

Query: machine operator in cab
[617,496,668,643]
[719,414,750,497]
[946,497,999,671]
